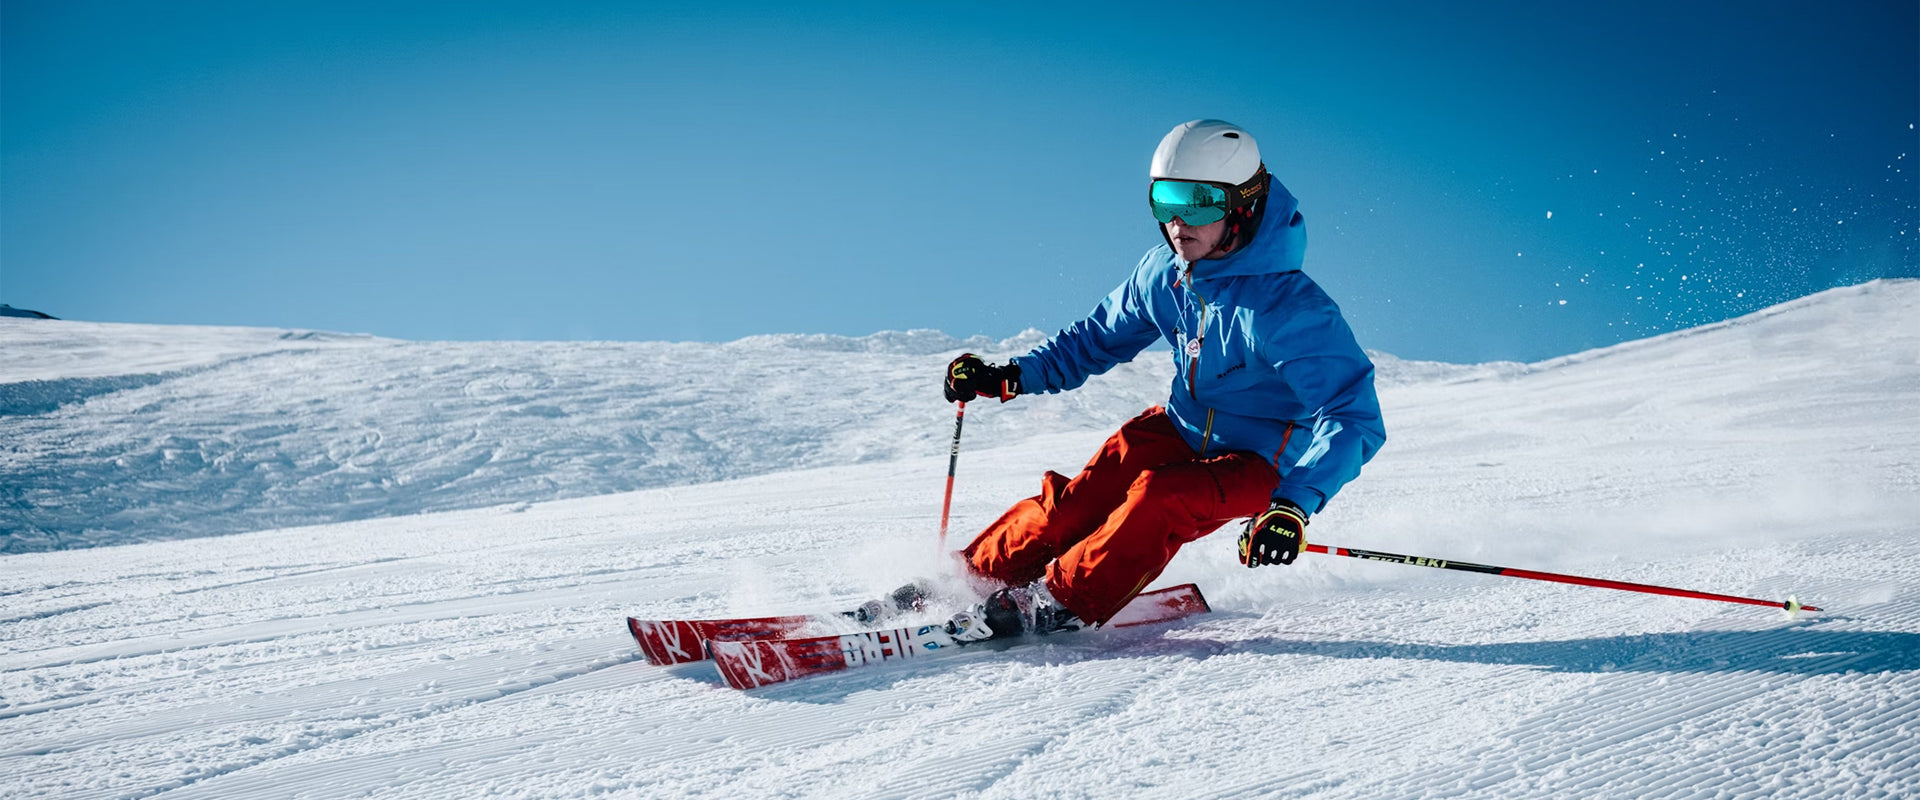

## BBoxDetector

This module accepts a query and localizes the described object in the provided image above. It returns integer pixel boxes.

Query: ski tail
[1106,582,1209,626]
[627,583,935,666]
[709,583,1210,690]
[710,623,959,690]
[627,614,817,666]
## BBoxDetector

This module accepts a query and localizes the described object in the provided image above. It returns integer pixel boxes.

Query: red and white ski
[708,583,1211,690]
[628,590,927,666]
[627,614,819,666]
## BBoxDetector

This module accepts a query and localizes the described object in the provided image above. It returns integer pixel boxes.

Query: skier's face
[1163,216,1228,262]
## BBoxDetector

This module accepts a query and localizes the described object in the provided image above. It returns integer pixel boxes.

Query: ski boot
[944,579,1086,642]
[852,581,934,625]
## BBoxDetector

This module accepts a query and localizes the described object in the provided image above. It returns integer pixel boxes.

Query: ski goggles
[1148,166,1270,226]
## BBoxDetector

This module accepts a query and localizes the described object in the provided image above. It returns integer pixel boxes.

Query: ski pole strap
[1304,543,1819,613]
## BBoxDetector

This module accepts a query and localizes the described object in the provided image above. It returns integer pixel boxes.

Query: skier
[941,119,1386,640]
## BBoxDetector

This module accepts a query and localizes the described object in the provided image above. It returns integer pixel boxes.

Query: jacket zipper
[1184,266,1214,457]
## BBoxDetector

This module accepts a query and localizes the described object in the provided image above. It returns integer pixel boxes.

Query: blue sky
[4,1,1915,362]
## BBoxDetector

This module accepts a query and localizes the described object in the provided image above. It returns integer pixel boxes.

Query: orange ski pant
[961,406,1279,625]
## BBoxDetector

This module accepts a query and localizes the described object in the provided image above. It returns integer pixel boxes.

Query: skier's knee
[1127,468,1204,518]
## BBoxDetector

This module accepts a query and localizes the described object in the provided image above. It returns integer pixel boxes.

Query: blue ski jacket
[1011,180,1385,515]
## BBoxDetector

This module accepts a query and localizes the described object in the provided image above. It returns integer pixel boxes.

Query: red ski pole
[1305,543,1818,613]
[937,401,966,549]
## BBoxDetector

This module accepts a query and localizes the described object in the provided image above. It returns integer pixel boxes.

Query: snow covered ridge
[1,279,1914,553]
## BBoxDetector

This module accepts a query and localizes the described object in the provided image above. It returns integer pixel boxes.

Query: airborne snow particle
[1558,300,1568,306]
[1547,211,1554,219]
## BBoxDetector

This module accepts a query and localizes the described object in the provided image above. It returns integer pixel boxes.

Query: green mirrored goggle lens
[1149,180,1230,226]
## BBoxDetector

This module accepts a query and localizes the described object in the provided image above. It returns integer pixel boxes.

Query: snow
[2,279,1918,798]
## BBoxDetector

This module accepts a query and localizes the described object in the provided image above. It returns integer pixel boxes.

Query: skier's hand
[1238,500,1307,567]
[945,354,1021,403]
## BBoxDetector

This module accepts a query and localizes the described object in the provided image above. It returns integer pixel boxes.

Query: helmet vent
[1151,119,1260,184]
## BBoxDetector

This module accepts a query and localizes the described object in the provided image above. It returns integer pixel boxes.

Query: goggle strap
[1226,165,1270,211]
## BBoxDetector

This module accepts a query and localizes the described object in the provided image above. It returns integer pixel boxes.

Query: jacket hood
[1175,177,1306,280]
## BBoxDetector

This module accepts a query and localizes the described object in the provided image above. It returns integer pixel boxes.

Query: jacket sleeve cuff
[1009,354,1050,394]
[1272,485,1326,516]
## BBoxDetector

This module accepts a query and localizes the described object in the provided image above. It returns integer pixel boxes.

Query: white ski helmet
[1149,119,1272,256]
[1151,119,1262,184]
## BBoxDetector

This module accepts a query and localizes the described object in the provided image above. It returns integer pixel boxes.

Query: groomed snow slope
[2,279,1917,799]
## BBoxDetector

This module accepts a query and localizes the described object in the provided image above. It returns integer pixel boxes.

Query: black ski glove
[1238,499,1308,567]
[944,354,1021,403]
